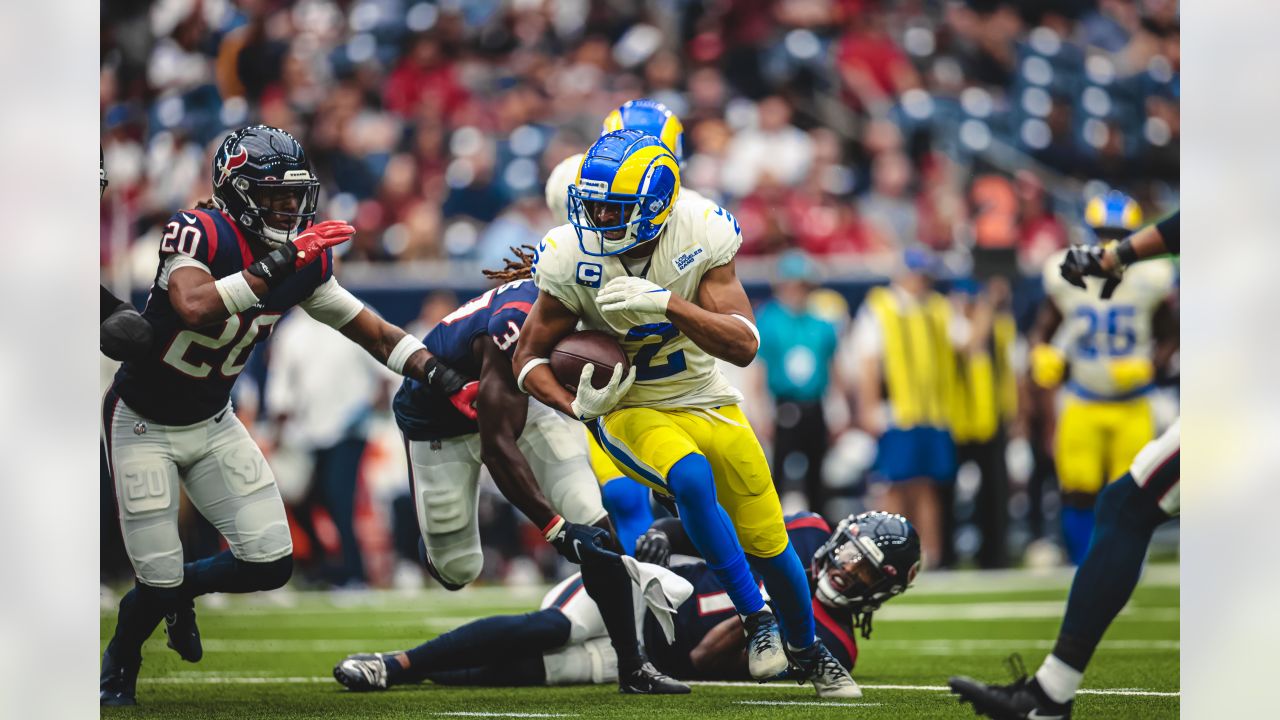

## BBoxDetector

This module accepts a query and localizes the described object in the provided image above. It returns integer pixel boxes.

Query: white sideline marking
[874,602,1177,622]
[873,639,1179,652]
[434,713,577,718]
[136,675,1179,697]
[735,701,883,707]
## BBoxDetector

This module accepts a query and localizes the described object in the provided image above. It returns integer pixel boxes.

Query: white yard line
[137,675,1179,697]
[433,713,578,718]
[735,700,883,707]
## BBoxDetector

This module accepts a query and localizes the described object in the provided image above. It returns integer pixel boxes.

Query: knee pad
[238,555,293,591]
[667,453,716,506]
[420,537,483,588]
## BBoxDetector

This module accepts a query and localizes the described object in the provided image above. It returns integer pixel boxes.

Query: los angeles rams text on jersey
[531,193,743,410]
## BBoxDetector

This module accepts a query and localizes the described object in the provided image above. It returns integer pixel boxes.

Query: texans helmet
[1083,190,1142,242]
[602,99,685,164]
[211,125,320,247]
[812,511,921,638]
[568,129,681,256]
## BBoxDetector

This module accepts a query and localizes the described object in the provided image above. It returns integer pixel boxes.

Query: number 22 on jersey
[627,323,686,381]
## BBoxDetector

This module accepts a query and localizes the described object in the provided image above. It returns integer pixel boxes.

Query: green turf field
[100,563,1178,719]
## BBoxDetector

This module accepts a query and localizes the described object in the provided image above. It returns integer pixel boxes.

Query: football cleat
[789,641,862,698]
[617,660,691,695]
[950,656,1073,720]
[165,600,203,662]
[333,653,390,691]
[99,645,140,706]
[742,609,788,680]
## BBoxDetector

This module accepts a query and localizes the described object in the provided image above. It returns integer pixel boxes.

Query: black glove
[1059,244,1122,299]
[633,528,671,567]
[101,304,155,362]
[652,489,679,518]
[546,519,620,565]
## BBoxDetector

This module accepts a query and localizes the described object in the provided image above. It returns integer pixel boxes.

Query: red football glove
[292,220,355,269]
[448,381,479,421]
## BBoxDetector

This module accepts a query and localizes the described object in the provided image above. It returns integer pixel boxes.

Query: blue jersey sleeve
[485,280,537,359]
[784,512,833,565]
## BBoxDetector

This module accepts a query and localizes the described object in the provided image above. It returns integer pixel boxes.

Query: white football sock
[1035,654,1083,704]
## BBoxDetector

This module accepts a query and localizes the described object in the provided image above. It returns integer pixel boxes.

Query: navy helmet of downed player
[567,129,681,257]
[812,511,921,639]
[211,125,321,247]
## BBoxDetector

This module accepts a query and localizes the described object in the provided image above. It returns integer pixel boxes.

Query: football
[550,330,630,392]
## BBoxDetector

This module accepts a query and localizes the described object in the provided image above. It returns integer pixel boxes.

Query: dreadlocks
[482,244,538,283]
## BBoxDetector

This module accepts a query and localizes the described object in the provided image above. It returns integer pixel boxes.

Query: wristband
[214,273,261,315]
[387,335,426,375]
[541,515,566,542]
[1115,237,1139,266]
[516,357,551,394]
[246,242,298,288]
[730,313,761,349]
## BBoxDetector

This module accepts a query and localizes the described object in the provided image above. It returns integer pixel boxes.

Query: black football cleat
[334,653,390,691]
[100,645,140,707]
[165,600,203,662]
[618,660,690,694]
[950,656,1073,720]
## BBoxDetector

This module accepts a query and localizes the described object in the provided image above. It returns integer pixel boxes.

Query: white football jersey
[545,153,707,228]
[1044,248,1176,398]
[532,192,744,410]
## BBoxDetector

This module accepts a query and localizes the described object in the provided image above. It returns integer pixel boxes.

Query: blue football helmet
[602,99,685,163]
[568,129,681,257]
[1083,190,1143,242]
[212,125,320,248]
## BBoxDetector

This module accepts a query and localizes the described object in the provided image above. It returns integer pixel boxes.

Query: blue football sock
[667,453,764,615]
[1061,505,1096,565]
[107,583,180,663]
[600,477,655,555]
[180,550,292,599]
[749,544,816,649]
[1054,475,1168,671]
[393,610,571,684]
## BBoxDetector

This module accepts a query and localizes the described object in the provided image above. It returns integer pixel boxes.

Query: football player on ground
[334,512,919,692]
[950,211,1180,719]
[1027,191,1177,563]
[512,129,859,697]
[100,125,478,706]
[544,99,701,554]
[387,247,688,694]
[100,149,154,361]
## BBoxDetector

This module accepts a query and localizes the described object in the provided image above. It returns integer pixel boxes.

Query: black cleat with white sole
[100,645,140,706]
[334,653,390,691]
[165,600,203,662]
[618,660,690,695]
[949,656,1073,720]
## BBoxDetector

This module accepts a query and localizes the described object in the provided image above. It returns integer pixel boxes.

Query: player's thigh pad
[585,427,626,486]
[519,414,607,525]
[676,406,788,558]
[542,637,618,686]
[407,435,485,585]
[596,407,700,494]
[1130,419,1180,516]
[1108,397,1156,484]
[106,400,185,586]
[1055,395,1109,495]
[183,412,292,564]
[540,573,606,643]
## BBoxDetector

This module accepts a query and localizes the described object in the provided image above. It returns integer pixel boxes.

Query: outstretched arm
[690,616,748,676]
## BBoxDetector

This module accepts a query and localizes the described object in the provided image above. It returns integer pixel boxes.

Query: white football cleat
[742,609,789,680]
[333,653,389,691]
[792,641,863,698]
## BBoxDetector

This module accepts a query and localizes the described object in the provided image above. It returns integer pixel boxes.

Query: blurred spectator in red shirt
[1014,171,1068,274]
[385,35,469,121]
[837,10,920,113]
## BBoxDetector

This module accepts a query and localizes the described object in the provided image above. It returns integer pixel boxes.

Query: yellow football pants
[1055,393,1155,496]
[592,404,788,558]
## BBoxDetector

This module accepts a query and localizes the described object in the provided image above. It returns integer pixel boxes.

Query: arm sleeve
[1155,211,1179,255]
[299,276,365,329]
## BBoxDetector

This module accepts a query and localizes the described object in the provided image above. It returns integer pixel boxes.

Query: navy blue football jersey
[644,513,858,679]
[393,279,537,441]
[112,208,333,425]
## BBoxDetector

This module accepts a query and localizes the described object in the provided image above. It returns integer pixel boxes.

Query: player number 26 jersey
[531,193,744,410]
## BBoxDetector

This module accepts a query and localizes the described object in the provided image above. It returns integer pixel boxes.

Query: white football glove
[597,276,671,316]
[570,362,636,421]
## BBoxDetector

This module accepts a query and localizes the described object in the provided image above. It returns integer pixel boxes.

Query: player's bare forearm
[336,308,438,380]
[1029,302,1063,348]
[666,262,758,367]
[513,291,580,416]
[476,339,556,528]
[168,267,271,328]
[689,616,748,676]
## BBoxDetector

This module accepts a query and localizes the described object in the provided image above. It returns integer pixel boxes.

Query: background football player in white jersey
[1028,191,1177,563]
[514,129,859,698]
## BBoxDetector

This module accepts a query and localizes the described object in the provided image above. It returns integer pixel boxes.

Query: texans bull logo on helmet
[215,146,249,188]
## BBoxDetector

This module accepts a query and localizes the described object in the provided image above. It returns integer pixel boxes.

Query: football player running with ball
[100,126,476,706]
[513,129,860,697]
[950,211,1181,719]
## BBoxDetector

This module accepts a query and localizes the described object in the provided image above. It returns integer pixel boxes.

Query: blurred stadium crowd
[100,0,1179,590]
